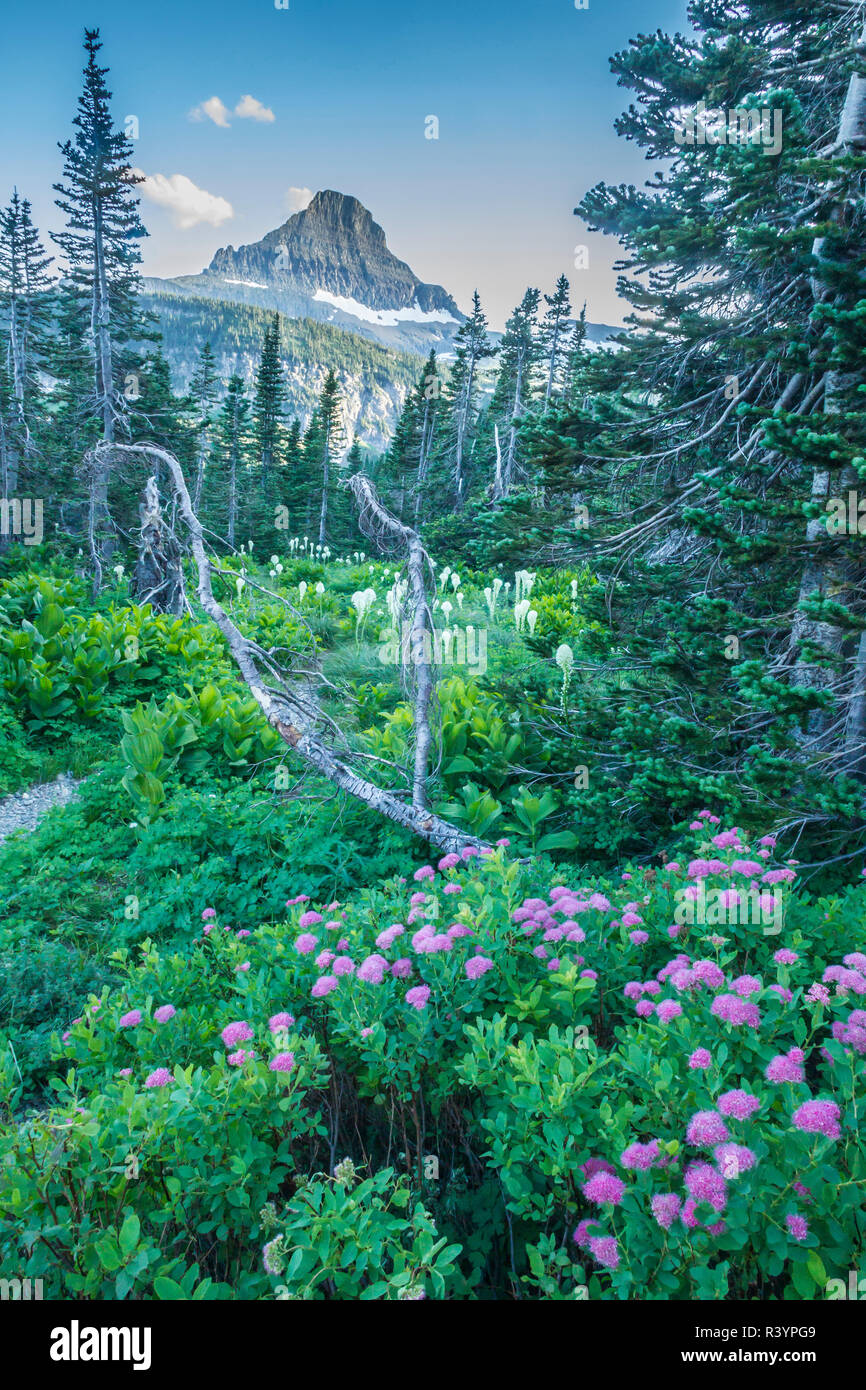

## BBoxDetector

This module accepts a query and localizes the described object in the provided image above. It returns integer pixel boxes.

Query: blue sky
[1,0,689,329]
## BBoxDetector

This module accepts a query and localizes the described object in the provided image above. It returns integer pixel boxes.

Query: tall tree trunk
[454,348,477,508]
[228,445,237,549]
[318,445,329,546]
[790,18,866,753]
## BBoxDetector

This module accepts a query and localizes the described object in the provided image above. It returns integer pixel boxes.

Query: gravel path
[0,773,82,846]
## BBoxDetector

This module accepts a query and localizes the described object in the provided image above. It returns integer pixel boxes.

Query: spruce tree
[190,341,218,511]
[442,290,495,506]
[491,288,541,499]
[0,190,54,515]
[541,274,572,407]
[522,0,866,860]
[314,369,345,545]
[208,375,251,550]
[51,28,152,572]
[253,313,287,500]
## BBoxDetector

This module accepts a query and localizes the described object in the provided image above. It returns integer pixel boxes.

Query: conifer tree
[491,288,540,499]
[314,369,345,545]
[253,313,287,499]
[541,274,572,407]
[442,290,495,506]
[189,341,218,511]
[208,374,251,550]
[0,190,54,514]
[51,28,152,571]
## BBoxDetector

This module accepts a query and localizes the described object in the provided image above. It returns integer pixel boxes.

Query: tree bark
[790,17,866,752]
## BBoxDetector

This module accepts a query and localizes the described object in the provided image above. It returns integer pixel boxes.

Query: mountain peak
[203,189,459,323]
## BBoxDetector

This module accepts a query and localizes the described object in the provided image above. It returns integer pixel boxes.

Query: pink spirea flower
[687,1111,730,1146]
[717,1090,761,1120]
[201,908,216,920]
[443,883,462,895]
[693,960,725,988]
[656,1000,683,1023]
[311,975,338,998]
[234,962,250,973]
[298,911,323,928]
[806,983,831,1005]
[295,933,318,955]
[629,930,649,945]
[582,1171,626,1206]
[582,1158,616,1179]
[438,853,460,871]
[636,1000,655,1018]
[792,1099,841,1140]
[221,1020,253,1047]
[621,1140,660,1171]
[405,985,431,1010]
[765,1051,805,1083]
[588,893,611,911]
[118,1067,132,1078]
[713,1143,757,1178]
[622,911,643,928]
[227,1049,254,1066]
[651,1193,682,1230]
[688,1048,712,1071]
[154,1005,176,1024]
[315,950,335,970]
[588,1235,620,1270]
[465,955,494,980]
[357,954,388,984]
[118,1009,142,1029]
[144,1068,172,1088]
[268,1013,295,1033]
[786,1213,809,1241]
[376,926,405,949]
[710,994,761,1028]
[684,1162,727,1211]
[731,974,762,997]
[572,1219,601,1249]
[360,1027,374,1039]
[286,895,310,907]
[774,949,799,965]
[391,958,413,979]
[268,1052,295,1073]
[413,866,435,882]
[332,955,355,976]
[236,929,251,939]
[448,923,474,940]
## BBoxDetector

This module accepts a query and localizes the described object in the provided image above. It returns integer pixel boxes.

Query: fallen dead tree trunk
[94,442,489,855]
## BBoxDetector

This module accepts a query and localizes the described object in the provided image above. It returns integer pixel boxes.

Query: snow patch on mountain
[313,289,459,328]
[223,277,270,290]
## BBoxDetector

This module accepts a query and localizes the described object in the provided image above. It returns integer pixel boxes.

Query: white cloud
[235,94,275,123]
[134,170,234,230]
[285,186,314,213]
[189,96,232,128]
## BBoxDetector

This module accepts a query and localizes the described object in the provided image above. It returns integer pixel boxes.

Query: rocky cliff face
[211,190,459,315]
[153,191,462,355]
